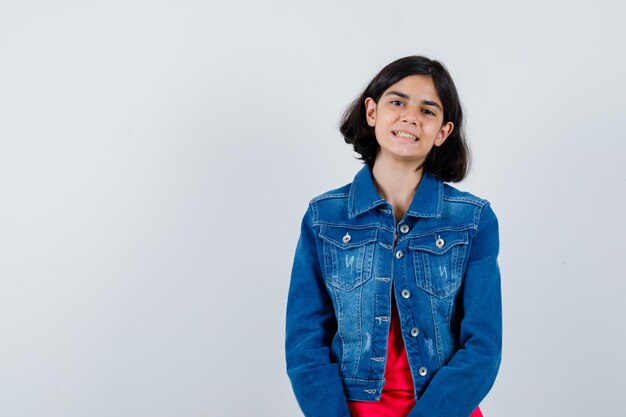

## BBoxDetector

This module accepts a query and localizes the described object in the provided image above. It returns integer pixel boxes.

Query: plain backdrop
[1,1,625,416]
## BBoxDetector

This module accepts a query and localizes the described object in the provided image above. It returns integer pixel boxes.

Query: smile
[393,131,418,142]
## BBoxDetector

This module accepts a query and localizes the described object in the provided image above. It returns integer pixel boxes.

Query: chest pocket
[319,226,377,291]
[409,230,469,299]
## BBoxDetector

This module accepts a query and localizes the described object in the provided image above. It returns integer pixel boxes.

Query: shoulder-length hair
[339,55,470,182]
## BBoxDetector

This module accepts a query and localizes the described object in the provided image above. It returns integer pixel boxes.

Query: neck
[371,154,424,221]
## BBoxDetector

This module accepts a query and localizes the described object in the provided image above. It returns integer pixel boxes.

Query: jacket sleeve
[408,203,503,417]
[285,203,351,417]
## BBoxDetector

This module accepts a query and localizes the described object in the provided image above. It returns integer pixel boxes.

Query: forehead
[383,74,440,102]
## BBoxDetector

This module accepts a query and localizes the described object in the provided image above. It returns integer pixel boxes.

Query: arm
[409,203,502,417]
[285,203,351,417]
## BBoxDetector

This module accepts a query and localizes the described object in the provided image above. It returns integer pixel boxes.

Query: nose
[401,107,419,124]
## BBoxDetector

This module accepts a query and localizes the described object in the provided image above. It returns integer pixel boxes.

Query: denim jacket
[285,164,502,417]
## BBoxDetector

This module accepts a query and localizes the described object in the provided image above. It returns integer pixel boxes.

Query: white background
[1,1,625,416]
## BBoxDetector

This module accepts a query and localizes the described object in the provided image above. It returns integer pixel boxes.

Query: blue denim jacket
[285,164,502,417]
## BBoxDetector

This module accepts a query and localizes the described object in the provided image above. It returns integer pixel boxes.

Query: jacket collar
[348,163,443,219]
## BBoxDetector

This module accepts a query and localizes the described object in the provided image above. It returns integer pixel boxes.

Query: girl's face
[365,74,454,166]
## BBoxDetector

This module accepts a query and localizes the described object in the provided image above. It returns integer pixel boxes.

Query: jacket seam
[313,220,382,229]
[442,195,488,207]
[310,192,350,204]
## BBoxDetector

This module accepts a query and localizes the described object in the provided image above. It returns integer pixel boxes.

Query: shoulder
[308,182,351,204]
[303,182,353,224]
[440,182,498,230]
[442,182,490,208]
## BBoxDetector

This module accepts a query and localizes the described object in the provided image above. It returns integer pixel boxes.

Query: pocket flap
[319,226,378,249]
[409,230,468,255]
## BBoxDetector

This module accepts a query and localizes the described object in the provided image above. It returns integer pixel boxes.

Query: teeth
[394,131,417,141]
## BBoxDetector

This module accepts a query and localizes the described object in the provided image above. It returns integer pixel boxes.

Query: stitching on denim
[422,251,432,294]
[412,250,424,294]
[310,201,318,223]
[407,211,439,218]
[326,235,353,291]
[357,245,366,287]
[407,181,444,218]
[444,294,453,326]
[334,286,347,375]
[352,283,363,377]
[374,316,390,324]
[364,389,377,394]
[353,204,386,217]
[436,181,443,216]
[380,224,395,233]
[406,240,469,255]
[362,243,370,280]
[455,245,467,294]
[445,301,454,353]
[330,238,339,288]
[398,226,474,245]
[313,221,380,229]
[430,294,445,367]
[474,202,488,227]
[348,170,385,218]
[371,357,385,362]
[366,199,386,212]
[442,195,486,207]
[396,294,425,395]
[348,173,387,217]
[447,246,460,297]
[412,239,465,298]
[442,297,454,364]
[322,237,332,284]
[344,377,383,383]
[348,169,358,215]
[375,277,391,282]
[348,175,385,218]
[319,228,378,249]
[310,192,349,204]
[409,242,465,257]
[371,291,380,377]
[323,229,376,292]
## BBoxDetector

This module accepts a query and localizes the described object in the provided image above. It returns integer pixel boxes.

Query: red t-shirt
[347,293,483,417]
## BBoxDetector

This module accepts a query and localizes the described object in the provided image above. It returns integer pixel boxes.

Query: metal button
[418,366,428,377]
[401,289,411,299]
[342,232,351,244]
[410,327,419,337]
[435,236,445,249]
[399,224,410,234]
[395,250,404,259]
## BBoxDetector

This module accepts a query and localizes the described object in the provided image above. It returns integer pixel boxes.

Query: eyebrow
[384,90,443,111]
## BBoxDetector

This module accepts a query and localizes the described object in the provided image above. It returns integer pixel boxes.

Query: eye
[422,108,436,116]
[390,100,404,106]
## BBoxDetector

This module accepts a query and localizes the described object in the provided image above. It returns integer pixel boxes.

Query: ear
[434,122,454,147]
[364,97,377,127]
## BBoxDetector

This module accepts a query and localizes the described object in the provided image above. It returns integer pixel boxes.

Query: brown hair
[339,55,470,182]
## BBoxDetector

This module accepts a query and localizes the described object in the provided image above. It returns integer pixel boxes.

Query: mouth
[392,130,419,142]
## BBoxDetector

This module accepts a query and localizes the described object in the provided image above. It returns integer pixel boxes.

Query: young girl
[285,56,501,417]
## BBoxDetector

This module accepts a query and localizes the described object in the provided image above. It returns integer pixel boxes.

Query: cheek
[426,122,443,136]
[373,125,389,144]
